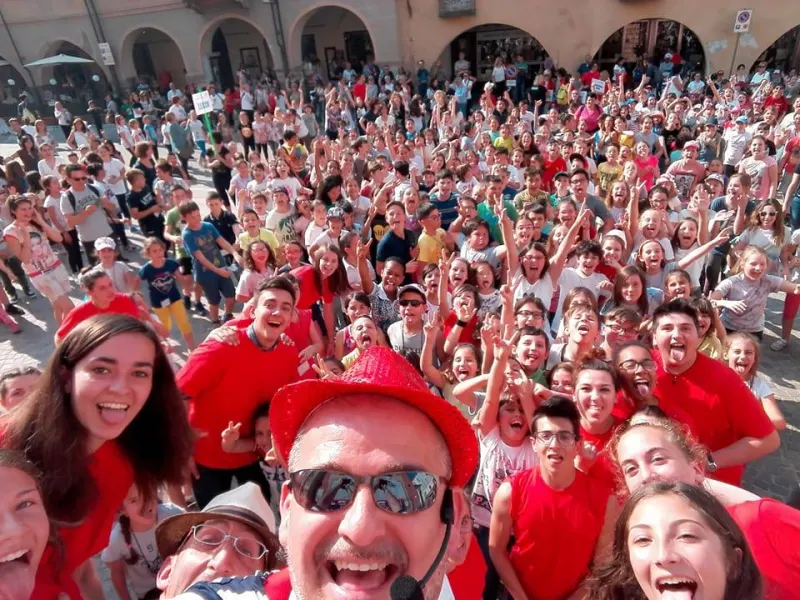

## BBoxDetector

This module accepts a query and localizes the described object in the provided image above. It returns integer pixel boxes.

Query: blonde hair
[731,245,769,276]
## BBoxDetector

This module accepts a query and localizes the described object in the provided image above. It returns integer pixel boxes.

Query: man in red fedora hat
[172,346,480,600]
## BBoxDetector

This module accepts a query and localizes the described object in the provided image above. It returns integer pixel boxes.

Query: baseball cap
[271,347,479,488]
[272,186,289,197]
[735,115,749,124]
[705,173,725,185]
[94,236,116,251]
[705,116,719,126]
[326,206,345,220]
[553,171,570,181]
[397,283,427,303]
[664,53,673,60]
[682,140,700,150]
[156,482,279,559]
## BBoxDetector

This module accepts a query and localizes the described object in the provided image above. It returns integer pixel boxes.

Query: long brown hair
[748,198,785,245]
[3,315,193,524]
[588,481,763,600]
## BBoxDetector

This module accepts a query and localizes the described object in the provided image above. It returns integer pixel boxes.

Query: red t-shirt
[177,330,299,469]
[727,499,800,599]
[33,442,133,600]
[509,467,609,600]
[652,352,775,486]
[542,156,567,192]
[444,311,478,345]
[56,294,140,341]
[596,262,618,282]
[352,81,366,103]
[580,419,623,493]
[612,390,699,437]
[291,264,334,310]
[449,533,487,600]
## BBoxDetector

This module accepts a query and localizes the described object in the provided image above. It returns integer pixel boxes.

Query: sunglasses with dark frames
[72,177,88,182]
[289,469,441,515]
[398,299,424,307]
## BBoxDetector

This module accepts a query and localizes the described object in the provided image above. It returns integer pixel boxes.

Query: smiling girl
[3,314,191,599]
[734,198,791,273]
[712,245,800,337]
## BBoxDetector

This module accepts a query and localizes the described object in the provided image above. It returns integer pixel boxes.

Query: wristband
[456,319,468,328]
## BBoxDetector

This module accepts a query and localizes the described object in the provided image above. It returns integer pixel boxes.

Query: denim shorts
[198,274,235,306]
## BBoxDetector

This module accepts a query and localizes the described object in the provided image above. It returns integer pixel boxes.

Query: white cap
[94,236,116,251]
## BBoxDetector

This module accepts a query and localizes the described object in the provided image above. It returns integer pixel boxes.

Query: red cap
[271,347,479,488]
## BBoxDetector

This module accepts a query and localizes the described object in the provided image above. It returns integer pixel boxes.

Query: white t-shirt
[552,268,610,333]
[37,158,63,179]
[2,223,61,275]
[471,428,536,527]
[269,177,303,201]
[103,158,127,196]
[44,194,68,230]
[748,374,774,401]
[236,267,274,299]
[100,504,184,598]
[304,221,327,248]
[511,266,556,309]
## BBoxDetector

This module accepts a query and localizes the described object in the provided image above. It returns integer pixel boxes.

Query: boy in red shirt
[651,299,779,486]
[177,276,300,507]
[489,396,617,600]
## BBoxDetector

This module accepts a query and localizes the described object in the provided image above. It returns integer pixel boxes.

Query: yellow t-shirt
[418,229,447,264]
[492,136,514,153]
[698,333,723,360]
[238,228,280,254]
[343,347,362,370]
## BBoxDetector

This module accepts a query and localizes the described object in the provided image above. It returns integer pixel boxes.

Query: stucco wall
[1,0,797,92]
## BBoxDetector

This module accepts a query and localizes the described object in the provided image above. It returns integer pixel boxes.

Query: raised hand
[221,421,242,451]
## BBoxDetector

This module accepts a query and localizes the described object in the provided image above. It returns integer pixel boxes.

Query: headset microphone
[390,489,455,600]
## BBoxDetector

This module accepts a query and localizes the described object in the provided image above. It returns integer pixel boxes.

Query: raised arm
[476,334,513,436]
[421,312,448,390]
[675,227,732,270]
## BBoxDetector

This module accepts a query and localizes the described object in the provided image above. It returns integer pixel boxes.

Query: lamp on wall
[49,78,57,85]
[92,74,100,82]
[7,79,15,85]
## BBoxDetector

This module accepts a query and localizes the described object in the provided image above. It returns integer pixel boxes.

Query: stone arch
[33,40,109,91]
[119,25,188,89]
[198,16,277,90]
[752,24,800,73]
[288,3,379,74]
[431,22,554,82]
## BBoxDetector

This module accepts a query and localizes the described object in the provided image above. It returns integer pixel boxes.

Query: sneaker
[211,317,222,327]
[183,296,192,310]
[7,292,18,303]
[194,301,208,316]
[770,339,789,351]
[24,290,36,299]
[222,313,235,323]
[4,303,24,316]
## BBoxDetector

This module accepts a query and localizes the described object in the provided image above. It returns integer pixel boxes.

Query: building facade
[0,0,798,94]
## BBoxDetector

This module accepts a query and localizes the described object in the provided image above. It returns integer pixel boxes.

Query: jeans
[0,255,32,296]
[703,252,728,294]
[192,461,271,509]
[62,229,84,274]
[790,193,800,231]
[475,525,503,600]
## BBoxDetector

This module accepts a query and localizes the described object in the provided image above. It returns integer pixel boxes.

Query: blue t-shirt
[376,229,417,266]
[429,190,461,229]
[182,221,225,282]
[139,259,181,307]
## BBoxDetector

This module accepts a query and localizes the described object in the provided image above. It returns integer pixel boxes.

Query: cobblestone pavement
[2,143,799,597]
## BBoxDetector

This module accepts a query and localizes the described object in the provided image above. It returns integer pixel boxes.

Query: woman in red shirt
[3,314,192,599]
[609,415,800,600]
[291,243,350,354]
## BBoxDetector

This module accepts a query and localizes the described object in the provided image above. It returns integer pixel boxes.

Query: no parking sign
[734,9,752,33]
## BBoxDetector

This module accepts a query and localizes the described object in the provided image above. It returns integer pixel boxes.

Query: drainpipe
[0,7,43,104]
[263,0,290,79]
[83,0,122,93]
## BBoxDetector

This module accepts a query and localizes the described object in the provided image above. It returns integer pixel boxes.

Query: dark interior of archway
[50,42,107,90]
[212,28,234,91]
[447,24,547,82]
[133,37,157,80]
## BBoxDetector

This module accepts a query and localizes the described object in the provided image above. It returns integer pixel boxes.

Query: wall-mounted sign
[440,0,475,18]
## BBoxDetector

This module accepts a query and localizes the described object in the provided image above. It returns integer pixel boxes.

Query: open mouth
[576,324,591,335]
[455,366,471,379]
[668,341,686,363]
[358,335,374,348]
[733,361,750,374]
[509,417,525,431]
[267,318,284,330]
[97,402,130,425]
[655,577,698,599]
[545,450,563,464]
[0,548,34,583]
[633,376,651,397]
[325,561,399,598]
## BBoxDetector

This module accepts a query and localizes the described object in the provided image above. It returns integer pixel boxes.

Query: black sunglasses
[289,469,440,515]
[398,299,424,307]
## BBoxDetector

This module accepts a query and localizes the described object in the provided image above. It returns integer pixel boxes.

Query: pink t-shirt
[739,155,777,201]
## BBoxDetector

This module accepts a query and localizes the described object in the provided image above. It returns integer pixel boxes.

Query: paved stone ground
[2,142,799,597]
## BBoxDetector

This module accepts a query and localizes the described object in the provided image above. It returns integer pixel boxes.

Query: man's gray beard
[283,510,448,600]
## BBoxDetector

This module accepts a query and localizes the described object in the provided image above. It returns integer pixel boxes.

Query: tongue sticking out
[635,382,650,397]
[99,406,128,425]
[669,346,686,362]
[335,568,388,590]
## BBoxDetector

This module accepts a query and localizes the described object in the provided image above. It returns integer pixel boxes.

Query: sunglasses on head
[289,469,441,515]
[399,298,424,307]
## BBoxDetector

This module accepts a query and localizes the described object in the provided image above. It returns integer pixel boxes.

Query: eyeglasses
[516,310,544,319]
[759,211,777,217]
[289,469,441,515]
[608,323,638,336]
[188,524,268,560]
[617,358,657,373]
[398,299,424,307]
[72,176,88,182]
[533,431,577,446]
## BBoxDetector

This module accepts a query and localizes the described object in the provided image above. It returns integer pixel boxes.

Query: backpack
[66,183,102,212]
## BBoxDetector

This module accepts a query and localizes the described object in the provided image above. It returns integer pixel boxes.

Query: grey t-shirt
[60,186,112,242]
[386,322,424,355]
[715,273,782,333]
